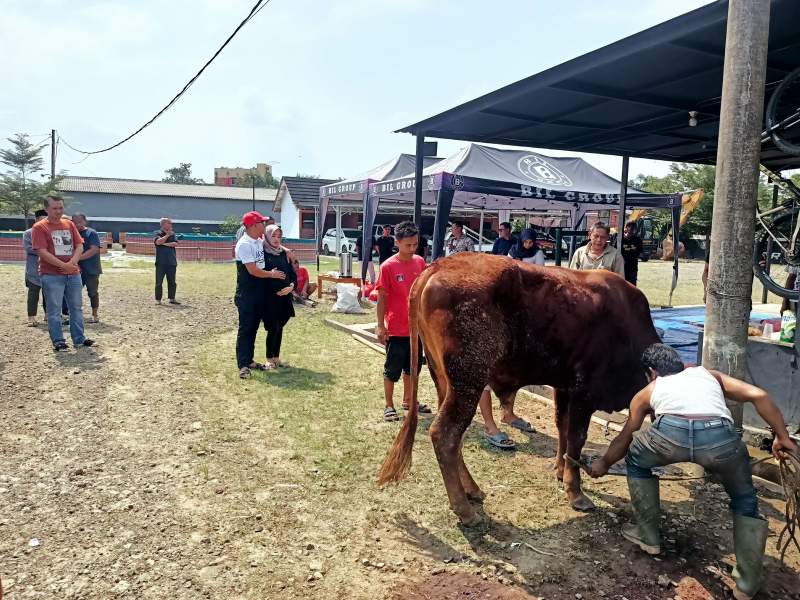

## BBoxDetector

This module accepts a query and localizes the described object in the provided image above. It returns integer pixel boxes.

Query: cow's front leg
[554,389,569,482]
[564,403,595,512]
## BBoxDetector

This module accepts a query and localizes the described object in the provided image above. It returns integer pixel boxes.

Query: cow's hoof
[467,490,486,504]
[456,509,484,528]
[569,492,596,512]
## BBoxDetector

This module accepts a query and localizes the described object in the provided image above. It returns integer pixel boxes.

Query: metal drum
[338,252,353,277]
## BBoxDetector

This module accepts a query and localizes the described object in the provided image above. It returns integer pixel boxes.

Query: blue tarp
[652,306,776,364]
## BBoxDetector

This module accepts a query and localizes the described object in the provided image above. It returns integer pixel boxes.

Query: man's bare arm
[708,370,797,457]
[376,289,388,344]
[37,248,78,273]
[590,382,655,476]
[80,246,100,260]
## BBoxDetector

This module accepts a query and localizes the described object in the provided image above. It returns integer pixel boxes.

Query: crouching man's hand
[588,457,610,479]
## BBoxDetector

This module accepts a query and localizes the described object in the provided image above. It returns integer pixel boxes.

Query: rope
[566,451,800,563]
[564,454,773,482]
[776,450,800,564]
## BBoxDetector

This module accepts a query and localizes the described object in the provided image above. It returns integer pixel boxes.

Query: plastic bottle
[779,310,796,343]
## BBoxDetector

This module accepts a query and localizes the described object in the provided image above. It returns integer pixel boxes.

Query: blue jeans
[41,273,85,346]
[626,415,758,518]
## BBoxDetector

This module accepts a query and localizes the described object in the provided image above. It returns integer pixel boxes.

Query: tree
[631,162,775,241]
[218,214,241,235]
[162,163,204,184]
[233,172,279,189]
[0,134,62,226]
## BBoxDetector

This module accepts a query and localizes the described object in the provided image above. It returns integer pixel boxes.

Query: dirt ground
[0,261,798,600]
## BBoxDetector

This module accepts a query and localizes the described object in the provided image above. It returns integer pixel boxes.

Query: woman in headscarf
[508,228,545,265]
[263,224,297,368]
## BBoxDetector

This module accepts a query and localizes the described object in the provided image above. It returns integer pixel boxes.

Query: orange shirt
[31,218,83,276]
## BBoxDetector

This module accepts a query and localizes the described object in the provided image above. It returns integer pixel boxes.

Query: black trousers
[155,264,177,301]
[624,264,638,286]
[26,280,44,317]
[267,325,283,359]
[236,298,263,368]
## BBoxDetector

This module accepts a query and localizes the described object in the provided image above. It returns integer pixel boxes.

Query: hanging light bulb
[688,111,699,127]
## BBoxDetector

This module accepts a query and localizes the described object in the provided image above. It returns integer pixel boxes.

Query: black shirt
[355,235,375,261]
[154,230,178,266]
[621,234,643,266]
[416,235,428,258]
[375,235,396,264]
[492,236,517,256]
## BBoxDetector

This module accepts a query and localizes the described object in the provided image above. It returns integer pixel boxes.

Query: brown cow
[378,253,660,526]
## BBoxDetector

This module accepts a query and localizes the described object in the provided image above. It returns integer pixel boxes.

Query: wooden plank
[352,334,386,355]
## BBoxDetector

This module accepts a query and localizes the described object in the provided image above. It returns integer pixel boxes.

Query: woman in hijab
[263,224,297,368]
[508,228,545,265]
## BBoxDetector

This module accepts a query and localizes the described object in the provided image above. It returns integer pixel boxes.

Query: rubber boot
[622,477,661,555]
[731,514,768,600]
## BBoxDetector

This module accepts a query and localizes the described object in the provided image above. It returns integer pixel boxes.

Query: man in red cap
[234,211,286,378]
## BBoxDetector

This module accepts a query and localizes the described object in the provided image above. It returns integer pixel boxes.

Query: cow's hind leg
[458,445,485,504]
[564,398,595,512]
[429,384,483,526]
[554,388,569,482]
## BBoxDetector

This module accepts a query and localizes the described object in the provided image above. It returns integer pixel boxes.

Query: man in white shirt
[569,222,624,276]
[234,211,286,379]
[590,344,797,600]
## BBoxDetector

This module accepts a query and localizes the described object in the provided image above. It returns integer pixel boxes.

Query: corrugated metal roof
[58,176,278,201]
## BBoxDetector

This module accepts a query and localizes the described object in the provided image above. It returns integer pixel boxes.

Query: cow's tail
[377,277,423,486]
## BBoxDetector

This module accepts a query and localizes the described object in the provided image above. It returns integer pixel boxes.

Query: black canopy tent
[318,154,442,281]
[369,144,682,294]
[397,0,800,172]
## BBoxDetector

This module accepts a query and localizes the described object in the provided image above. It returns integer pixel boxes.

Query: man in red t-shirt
[375,221,432,421]
[290,256,317,306]
[31,195,94,351]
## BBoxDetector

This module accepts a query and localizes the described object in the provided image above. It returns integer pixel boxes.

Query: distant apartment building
[214,163,273,186]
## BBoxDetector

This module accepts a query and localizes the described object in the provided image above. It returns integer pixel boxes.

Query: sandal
[484,431,516,450]
[383,407,399,422]
[239,367,251,379]
[506,418,536,434]
[402,403,432,414]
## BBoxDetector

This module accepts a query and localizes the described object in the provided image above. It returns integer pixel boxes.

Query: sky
[1,0,712,185]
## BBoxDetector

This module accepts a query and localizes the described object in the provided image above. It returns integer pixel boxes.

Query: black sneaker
[81,339,96,347]
[54,342,69,352]
[168,299,181,305]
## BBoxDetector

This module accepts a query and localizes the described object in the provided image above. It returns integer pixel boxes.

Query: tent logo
[517,155,573,187]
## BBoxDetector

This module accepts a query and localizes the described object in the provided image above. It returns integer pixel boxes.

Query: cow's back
[414,254,659,412]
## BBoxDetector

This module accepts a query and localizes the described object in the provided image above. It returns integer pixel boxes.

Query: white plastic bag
[331,283,364,314]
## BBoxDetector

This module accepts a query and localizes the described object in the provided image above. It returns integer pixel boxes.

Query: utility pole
[703,0,771,430]
[51,129,56,180]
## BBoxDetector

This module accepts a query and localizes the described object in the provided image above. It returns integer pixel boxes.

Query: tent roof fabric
[319,154,442,199]
[419,144,645,196]
[370,144,678,212]
[398,0,800,172]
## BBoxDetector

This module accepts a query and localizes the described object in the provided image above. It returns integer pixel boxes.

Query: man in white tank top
[589,344,797,600]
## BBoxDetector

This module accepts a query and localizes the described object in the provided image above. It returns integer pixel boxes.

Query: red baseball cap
[242,211,269,227]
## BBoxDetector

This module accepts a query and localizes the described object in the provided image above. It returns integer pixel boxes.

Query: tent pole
[335,205,342,256]
[703,0,770,432]
[617,155,629,249]
[478,210,485,249]
[414,134,425,227]
[432,188,455,261]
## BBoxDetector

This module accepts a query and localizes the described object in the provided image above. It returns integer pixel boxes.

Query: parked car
[321,228,360,255]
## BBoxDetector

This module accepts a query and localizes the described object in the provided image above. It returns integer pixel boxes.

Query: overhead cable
[63,0,273,155]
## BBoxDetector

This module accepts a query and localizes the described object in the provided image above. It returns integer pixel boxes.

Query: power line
[62,0,273,155]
